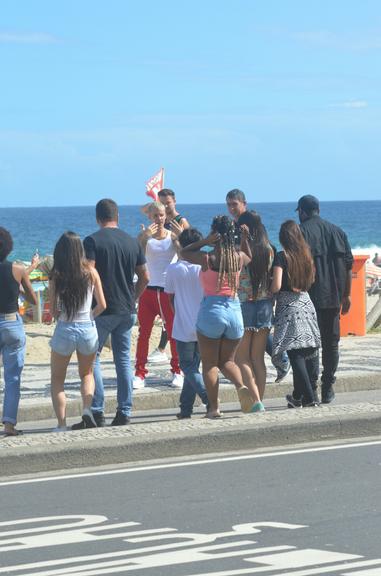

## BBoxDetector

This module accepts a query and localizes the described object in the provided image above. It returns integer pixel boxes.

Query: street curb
[11,372,381,423]
[1,411,380,476]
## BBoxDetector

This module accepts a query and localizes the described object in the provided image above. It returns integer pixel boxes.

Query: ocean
[2,200,381,262]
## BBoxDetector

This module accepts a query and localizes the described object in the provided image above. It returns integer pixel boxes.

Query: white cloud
[293,29,381,51]
[0,32,59,44]
[343,100,368,109]
[333,100,369,109]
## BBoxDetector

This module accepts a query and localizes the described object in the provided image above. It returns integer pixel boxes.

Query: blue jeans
[92,312,137,417]
[0,313,26,425]
[176,340,209,417]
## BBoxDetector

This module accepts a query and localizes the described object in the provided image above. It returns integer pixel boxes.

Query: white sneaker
[52,426,69,432]
[133,375,146,390]
[170,373,184,388]
[147,348,168,364]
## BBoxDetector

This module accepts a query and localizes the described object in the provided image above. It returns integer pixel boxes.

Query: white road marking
[1,439,380,487]
[182,559,381,576]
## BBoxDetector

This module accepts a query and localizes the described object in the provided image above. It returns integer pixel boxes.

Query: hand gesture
[205,232,220,246]
[140,222,158,238]
[240,224,250,240]
[31,253,40,269]
[169,219,183,238]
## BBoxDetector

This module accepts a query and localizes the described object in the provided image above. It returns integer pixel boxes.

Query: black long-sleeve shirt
[300,215,353,310]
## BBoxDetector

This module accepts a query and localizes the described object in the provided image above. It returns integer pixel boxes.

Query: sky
[1,0,380,206]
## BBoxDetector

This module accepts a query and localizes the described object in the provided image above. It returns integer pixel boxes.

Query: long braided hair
[211,215,240,293]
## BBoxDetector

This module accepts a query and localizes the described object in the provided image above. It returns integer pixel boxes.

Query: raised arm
[138,223,158,253]
[20,267,38,305]
[180,232,219,267]
[239,225,252,259]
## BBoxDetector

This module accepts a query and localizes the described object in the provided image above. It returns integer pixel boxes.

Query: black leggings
[287,347,319,404]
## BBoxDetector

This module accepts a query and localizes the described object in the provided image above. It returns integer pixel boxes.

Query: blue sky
[1,0,380,206]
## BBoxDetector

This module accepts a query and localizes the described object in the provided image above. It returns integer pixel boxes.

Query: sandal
[237,386,253,413]
[204,411,223,419]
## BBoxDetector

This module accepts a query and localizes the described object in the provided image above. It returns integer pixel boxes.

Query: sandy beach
[23,320,163,366]
[21,290,380,368]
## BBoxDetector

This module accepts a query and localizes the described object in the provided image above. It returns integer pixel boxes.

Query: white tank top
[59,285,94,322]
[146,231,177,287]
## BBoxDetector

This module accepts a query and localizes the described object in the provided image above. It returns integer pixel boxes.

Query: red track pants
[135,287,180,379]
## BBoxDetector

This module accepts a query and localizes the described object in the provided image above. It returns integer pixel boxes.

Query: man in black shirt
[297,195,353,403]
[72,199,149,428]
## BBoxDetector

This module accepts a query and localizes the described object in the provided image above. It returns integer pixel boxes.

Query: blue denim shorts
[196,296,244,340]
[241,298,273,331]
[50,321,98,356]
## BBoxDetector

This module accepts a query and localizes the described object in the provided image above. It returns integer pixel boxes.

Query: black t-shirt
[0,261,19,313]
[84,228,146,315]
[273,251,292,291]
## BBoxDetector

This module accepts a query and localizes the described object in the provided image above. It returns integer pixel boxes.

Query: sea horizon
[2,200,381,261]
[2,198,380,210]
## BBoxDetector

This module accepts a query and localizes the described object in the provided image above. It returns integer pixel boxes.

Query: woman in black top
[0,228,37,436]
[271,220,321,407]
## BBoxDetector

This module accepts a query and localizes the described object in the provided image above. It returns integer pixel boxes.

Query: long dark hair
[211,215,239,292]
[279,220,315,291]
[237,211,273,298]
[50,231,93,320]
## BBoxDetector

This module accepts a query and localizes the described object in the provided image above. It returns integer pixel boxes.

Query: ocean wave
[353,245,381,259]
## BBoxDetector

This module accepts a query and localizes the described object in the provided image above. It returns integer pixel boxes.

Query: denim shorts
[196,296,244,340]
[50,321,98,356]
[241,298,273,331]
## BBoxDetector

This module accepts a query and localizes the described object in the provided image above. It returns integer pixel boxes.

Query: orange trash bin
[340,254,369,337]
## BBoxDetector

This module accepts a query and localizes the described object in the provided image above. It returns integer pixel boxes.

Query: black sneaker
[94,412,106,427]
[303,401,320,408]
[71,411,105,430]
[82,408,97,428]
[286,394,303,408]
[321,387,335,404]
[176,413,191,419]
[110,411,130,426]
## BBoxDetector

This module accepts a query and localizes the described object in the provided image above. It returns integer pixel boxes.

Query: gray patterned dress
[272,252,321,357]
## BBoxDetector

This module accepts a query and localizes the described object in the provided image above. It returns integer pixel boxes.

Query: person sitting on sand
[0,227,38,437]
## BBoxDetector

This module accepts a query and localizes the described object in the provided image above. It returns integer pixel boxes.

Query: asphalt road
[1,440,381,575]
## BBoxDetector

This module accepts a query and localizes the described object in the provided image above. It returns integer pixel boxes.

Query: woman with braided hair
[181,215,253,418]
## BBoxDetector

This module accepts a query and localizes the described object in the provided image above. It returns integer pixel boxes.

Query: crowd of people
[0,189,353,435]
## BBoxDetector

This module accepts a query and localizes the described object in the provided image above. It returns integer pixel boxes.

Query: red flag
[145,168,164,201]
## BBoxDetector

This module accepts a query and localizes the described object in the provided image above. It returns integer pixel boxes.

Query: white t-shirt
[146,231,177,288]
[165,260,203,342]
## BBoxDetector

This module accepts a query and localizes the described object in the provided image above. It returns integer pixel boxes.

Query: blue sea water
[2,200,381,262]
